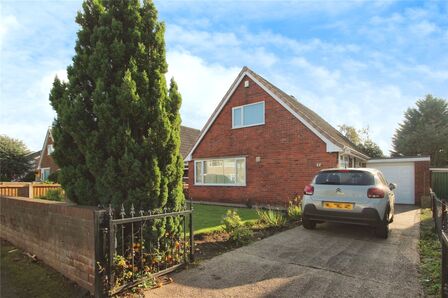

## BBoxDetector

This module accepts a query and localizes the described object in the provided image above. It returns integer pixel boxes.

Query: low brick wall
[0,196,96,293]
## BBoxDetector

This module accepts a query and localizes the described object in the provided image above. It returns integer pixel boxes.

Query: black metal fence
[431,191,448,298]
[94,202,194,297]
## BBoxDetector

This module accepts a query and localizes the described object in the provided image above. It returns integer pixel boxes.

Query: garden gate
[94,202,194,297]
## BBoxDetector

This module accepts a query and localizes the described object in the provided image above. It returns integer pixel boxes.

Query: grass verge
[419,208,441,297]
[0,240,88,298]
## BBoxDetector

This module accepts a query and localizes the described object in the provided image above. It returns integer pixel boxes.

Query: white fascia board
[186,70,343,159]
[367,157,430,163]
[341,147,369,161]
[185,73,247,160]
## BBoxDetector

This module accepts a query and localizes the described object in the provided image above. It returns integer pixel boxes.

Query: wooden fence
[0,182,62,199]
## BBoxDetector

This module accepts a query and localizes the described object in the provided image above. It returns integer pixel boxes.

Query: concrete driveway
[146,205,422,297]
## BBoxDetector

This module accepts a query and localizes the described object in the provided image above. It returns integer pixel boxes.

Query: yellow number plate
[323,202,354,210]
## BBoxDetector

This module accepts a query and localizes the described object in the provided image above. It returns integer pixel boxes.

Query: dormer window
[232,101,265,129]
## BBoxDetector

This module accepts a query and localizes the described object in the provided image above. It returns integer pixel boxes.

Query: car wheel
[302,217,316,230]
[375,209,390,239]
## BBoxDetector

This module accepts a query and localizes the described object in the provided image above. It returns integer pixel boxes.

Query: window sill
[232,123,265,129]
[194,184,246,187]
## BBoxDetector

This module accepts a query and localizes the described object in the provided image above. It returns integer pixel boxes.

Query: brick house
[36,128,58,181]
[36,126,200,182]
[186,67,369,206]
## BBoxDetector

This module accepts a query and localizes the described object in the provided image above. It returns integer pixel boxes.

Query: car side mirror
[389,183,396,190]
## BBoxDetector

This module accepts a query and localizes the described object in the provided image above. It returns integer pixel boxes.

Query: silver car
[301,168,395,238]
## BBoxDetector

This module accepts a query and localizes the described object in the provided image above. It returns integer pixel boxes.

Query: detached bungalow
[186,67,369,206]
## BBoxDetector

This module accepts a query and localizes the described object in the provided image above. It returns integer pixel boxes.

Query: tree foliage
[0,135,32,181]
[49,0,185,214]
[392,95,448,167]
[338,125,384,158]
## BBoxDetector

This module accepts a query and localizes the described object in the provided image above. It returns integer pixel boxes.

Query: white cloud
[291,57,341,89]
[166,50,240,130]
[410,20,439,36]
[0,69,66,151]
[0,15,19,46]
[2,0,447,156]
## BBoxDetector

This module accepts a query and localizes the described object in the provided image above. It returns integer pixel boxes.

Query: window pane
[197,158,245,185]
[236,159,245,185]
[223,159,236,184]
[243,102,264,126]
[195,162,202,184]
[204,160,223,184]
[233,108,242,127]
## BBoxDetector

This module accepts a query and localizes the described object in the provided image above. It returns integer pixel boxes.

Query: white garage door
[368,162,415,204]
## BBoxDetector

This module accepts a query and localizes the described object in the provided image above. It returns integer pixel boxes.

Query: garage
[367,156,430,205]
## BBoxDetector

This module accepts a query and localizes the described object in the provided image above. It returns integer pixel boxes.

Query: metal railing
[94,201,194,297]
[431,191,448,298]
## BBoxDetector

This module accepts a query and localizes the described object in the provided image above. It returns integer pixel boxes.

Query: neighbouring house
[180,126,201,181]
[37,128,58,181]
[26,150,42,172]
[186,66,369,206]
[36,126,200,182]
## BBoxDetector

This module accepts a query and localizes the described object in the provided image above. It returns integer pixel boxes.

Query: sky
[1,0,447,155]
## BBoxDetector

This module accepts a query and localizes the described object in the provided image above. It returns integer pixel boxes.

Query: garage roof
[368,156,430,163]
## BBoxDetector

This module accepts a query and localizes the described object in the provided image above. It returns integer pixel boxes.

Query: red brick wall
[40,136,59,174]
[0,196,95,293]
[188,75,338,206]
[414,160,430,206]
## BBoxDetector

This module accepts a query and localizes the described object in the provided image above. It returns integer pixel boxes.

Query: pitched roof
[245,67,363,155]
[180,125,200,159]
[26,150,42,159]
[186,66,369,160]
[37,128,53,169]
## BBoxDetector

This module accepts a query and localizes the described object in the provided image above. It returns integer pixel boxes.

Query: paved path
[146,205,423,297]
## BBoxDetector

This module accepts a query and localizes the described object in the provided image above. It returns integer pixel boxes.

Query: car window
[314,170,375,186]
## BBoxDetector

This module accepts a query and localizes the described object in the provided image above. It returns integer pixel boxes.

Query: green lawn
[191,203,259,234]
[419,208,442,297]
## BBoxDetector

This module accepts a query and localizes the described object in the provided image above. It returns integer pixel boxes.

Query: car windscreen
[314,170,375,186]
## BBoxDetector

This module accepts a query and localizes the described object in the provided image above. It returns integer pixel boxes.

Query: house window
[47,144,54,155]
[195,157,246,186]
[41,168,50,181]
[232,101,265,128]
[339,155,349,168]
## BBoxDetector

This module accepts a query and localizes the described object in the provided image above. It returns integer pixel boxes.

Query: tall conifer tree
[49,0,185,212]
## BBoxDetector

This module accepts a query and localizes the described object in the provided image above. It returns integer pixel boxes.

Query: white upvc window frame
[47,144,54,155]
[40,167,51,181]
[194,157,246,186]
[232,101,265,129]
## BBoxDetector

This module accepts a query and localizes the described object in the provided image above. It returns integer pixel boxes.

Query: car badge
[336,188,343,194]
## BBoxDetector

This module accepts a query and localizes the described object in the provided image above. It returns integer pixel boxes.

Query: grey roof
[26,150,42,159]
[180,125,200,159]
[244,67,364,156]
